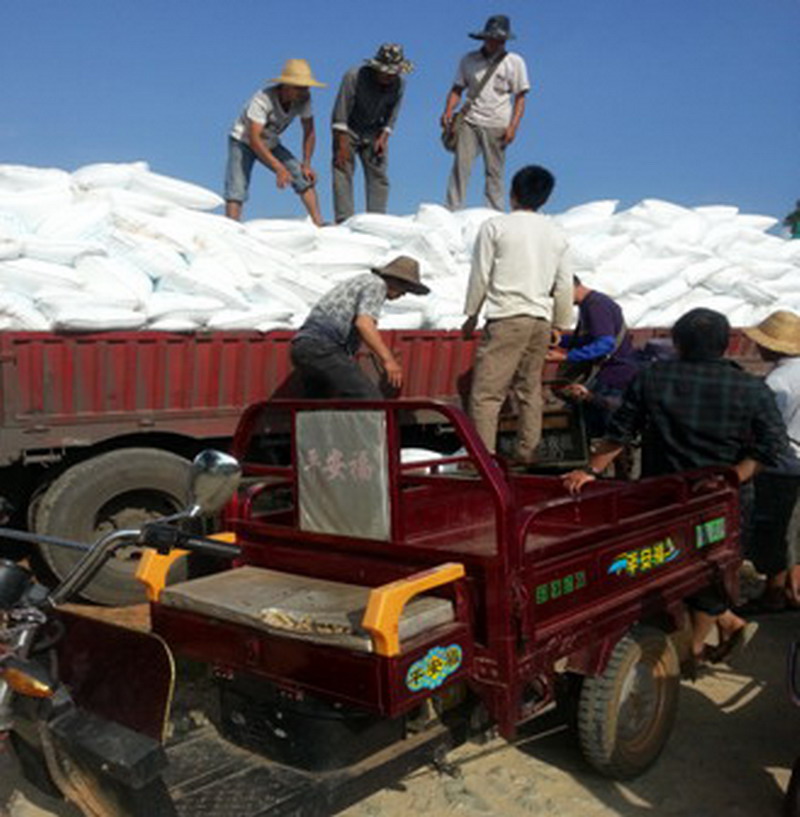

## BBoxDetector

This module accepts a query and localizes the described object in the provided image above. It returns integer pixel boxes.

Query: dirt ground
[3,609,799,817]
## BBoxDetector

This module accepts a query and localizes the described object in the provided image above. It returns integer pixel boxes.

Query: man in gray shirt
[225,59,325,224]
[331,44,413,223]
[291,256,429,398]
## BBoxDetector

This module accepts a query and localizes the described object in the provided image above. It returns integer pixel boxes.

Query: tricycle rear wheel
[577,626,680,779]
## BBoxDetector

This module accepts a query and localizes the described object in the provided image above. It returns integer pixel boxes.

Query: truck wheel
[35,449,192,606]
[577,626,680,779]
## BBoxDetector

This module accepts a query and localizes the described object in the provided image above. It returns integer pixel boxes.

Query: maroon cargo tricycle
[1,399,743,816]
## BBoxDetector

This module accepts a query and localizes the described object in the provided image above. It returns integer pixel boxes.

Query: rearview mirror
[189,450,242,516]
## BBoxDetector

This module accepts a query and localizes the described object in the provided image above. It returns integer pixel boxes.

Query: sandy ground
[2,609,799,817]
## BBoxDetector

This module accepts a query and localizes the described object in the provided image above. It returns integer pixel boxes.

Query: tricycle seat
[159,566,454,654]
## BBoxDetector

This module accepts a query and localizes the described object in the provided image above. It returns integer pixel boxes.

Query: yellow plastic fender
[361,562,465,657]
[135,531,237,602]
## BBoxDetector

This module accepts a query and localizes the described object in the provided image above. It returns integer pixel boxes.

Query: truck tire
[35,448,192,606]
[577,626,680,779]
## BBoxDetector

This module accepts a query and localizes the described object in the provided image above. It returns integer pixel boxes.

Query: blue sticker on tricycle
[608,536,680,577]
[405,644,463,692]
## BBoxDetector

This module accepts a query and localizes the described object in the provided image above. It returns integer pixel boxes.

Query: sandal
[707,621,759,664]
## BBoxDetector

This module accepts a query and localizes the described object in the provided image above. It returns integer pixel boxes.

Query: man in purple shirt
[547,276,638,437]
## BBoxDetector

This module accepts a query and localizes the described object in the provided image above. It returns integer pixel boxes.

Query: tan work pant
[468,316,551,462]
[445,121,506,211]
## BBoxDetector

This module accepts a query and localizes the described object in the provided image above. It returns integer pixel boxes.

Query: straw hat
[269,59,326,88]
[373,256,429,296]
[744,310,800,356]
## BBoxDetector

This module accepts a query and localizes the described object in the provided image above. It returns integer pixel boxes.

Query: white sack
[0,257,83,291]
[0,237,22,261]
[0,291,50,330]
[51,307,146,332]
[128,170,224,211]
[0,187,75,232]
[0,165,71,192]
[76,255,153,307]
[36,199,110,242]
[70,161,148,190]
[21,236,105,265]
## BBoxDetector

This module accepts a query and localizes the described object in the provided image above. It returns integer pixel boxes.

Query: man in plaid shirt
[563,307,788,666]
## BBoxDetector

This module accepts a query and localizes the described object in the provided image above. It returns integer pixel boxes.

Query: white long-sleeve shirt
[464,210,574,327]
[766,356,800,473]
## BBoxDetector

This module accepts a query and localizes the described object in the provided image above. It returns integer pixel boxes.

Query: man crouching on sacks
[290,256,429,398]
[224,59,326,225]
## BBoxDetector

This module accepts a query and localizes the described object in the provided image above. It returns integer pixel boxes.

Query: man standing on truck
[441,14,530,211]
[224,59,326,225]
[331,44,413,223]
[463,165,574,465]
[562,308,787,665]
[291,255,429,399]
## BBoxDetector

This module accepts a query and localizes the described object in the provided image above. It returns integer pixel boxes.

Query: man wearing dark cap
[332,44,414,223]
[441,15,530,211]
[291,256,429,398]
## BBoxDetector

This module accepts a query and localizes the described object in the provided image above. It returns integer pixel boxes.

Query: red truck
[0,327,762,605]
[1,398,743,817]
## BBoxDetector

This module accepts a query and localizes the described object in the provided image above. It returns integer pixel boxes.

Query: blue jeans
[224,136,312,202]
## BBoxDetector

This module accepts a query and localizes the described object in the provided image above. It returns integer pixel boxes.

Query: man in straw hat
[563,308,789,668]
[744,310,800,611]
[291,256,429,399]
[225,59,326,224]
[441,14,530,211]
[332,44,413,223]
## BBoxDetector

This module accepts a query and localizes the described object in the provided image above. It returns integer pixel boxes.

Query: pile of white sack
[0,161,797,333]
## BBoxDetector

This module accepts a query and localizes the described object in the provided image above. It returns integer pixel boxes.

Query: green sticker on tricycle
[405,644,463,692]
[535,570,587,605]
[695,517,725,549]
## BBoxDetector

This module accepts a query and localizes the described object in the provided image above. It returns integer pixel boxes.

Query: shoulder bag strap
[460,52,507,117]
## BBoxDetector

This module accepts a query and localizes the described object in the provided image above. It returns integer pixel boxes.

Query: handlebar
[138,523,240,560]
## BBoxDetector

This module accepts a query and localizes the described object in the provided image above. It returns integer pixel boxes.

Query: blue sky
[2,1,798,224]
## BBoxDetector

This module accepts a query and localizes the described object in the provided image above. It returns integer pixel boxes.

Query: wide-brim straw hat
[373,256,429,296]
[269,58,326,88]
[744,310,800,356]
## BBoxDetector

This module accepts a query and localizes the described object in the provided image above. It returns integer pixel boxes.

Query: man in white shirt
[441,15,530,211]
[745,310,800,609]
[225,59,325,224]
[463,165,574,463]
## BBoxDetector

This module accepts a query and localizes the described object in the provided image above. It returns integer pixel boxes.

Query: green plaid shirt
[606,358,788,477]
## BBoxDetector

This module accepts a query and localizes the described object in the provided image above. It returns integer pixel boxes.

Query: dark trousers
[290,337,380,399]
[751,471,800,576]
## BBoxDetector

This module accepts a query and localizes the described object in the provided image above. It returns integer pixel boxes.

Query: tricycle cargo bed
[151,399,742,742]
